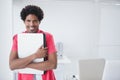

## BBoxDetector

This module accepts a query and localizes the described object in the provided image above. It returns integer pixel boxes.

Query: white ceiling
[34,0,120,1]
[13,0,120,6]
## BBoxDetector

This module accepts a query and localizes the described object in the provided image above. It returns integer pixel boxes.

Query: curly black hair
[20,5,44,21]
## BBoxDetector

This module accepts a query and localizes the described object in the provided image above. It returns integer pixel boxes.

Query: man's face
[24,14,40,33]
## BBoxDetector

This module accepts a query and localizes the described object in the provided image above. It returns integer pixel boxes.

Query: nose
[30,21,34,26]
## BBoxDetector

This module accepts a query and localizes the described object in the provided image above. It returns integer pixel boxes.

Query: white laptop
[78,58,105,80]
[16,33,44,74]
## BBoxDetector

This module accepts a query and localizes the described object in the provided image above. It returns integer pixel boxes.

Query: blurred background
[0,0,120,80]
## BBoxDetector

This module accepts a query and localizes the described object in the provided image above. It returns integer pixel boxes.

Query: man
[9,5,57,80]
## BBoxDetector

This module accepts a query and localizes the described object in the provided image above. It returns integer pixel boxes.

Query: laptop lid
[18,33,44,62]
[78,58,105,80]
[17,33,44,74]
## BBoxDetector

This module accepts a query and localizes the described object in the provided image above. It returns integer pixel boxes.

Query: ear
[39,21,41,24]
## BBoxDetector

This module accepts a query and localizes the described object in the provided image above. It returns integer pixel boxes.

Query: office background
[0,0,120,80]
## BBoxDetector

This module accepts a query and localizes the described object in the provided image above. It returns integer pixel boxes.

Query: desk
[58,56,71,63]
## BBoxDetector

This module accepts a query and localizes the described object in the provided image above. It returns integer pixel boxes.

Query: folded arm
[9,47,48,70]
[9,50,36,70]
[27,52,57,71]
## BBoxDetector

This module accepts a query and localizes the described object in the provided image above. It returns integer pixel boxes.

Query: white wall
[99,4,120,60]
[1,0,120,79]
[0,0,13,80]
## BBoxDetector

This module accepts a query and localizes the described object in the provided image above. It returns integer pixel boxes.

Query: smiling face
[24,14,40,33]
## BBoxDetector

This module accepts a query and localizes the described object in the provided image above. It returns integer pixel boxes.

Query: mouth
[28,27,34,33]
[30,27,34,30]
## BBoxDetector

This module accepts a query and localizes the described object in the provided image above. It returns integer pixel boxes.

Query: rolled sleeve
[11,34,18,52]
[46,33,57,54]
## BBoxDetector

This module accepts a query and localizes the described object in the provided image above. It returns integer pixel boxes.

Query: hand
[34,46,48,59]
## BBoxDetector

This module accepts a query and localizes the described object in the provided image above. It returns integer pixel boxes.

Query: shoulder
[12,31,25,39]
[39,29,53,37]
[13,34,18,40]
[44,31,52,36]
[43,31,53,39]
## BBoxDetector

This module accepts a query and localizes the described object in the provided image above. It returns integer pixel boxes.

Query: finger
[44,47,48,49]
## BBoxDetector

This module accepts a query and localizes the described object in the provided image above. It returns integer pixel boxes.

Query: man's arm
[9,50,36,70]
[9,47,47,70]
[27,52,57,71]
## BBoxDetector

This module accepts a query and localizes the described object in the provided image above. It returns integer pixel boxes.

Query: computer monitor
[78,58,105,80]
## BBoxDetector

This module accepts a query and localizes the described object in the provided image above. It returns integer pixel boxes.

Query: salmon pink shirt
[11,30,57,80]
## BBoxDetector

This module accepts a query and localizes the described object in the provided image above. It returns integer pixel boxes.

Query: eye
[33,20,39,23]
[26,20,31,22]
